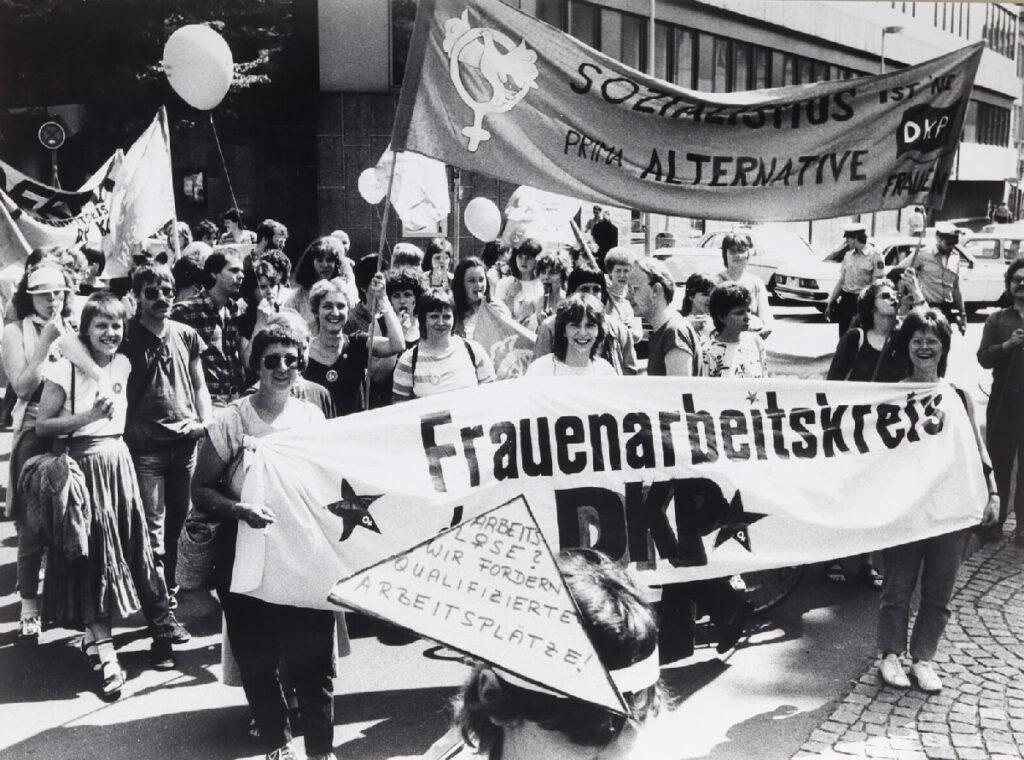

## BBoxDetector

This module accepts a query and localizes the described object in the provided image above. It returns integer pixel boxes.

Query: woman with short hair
[192,320,335,760]
[713,232,774,338]
[392,288,495,402]
[285,236,359,329]
[526,293,616,377]
[877,308,999,694]
[701,283,768,378]
[303,275,404,416]
[681,272,715,345]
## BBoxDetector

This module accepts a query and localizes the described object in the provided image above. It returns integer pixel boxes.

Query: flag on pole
[373,148,450,232]
[470,300,535,379]
[391,0,983,221]
[106,113,176,277]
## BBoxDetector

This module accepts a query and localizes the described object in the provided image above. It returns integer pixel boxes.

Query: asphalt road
[0,304,997,760]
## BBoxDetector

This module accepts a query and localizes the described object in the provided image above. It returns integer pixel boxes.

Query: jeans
[132,440,198,591]
[13,427,51,602]
[877,529,967,661]
[989,435,1024,530]
[220,588,335,755]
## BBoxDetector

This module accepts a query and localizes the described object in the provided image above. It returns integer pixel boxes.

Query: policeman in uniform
[895,220,967,334]
[825,222,885,336]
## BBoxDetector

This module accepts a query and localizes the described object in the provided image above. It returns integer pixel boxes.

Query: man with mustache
[121,264,212,655]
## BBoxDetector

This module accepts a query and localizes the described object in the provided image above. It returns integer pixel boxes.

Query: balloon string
[209,113,240,217]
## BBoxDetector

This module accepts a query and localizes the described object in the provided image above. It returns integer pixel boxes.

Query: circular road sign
[38,121,66,150]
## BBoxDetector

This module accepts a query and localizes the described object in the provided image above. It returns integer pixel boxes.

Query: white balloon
[464,197,501,242]
[357,168,385,204]
[163,25,234,110]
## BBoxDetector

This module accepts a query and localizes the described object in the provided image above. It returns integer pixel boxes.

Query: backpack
[408,338,478,398]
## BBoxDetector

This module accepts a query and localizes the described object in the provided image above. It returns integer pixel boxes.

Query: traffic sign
[38,121,65,150]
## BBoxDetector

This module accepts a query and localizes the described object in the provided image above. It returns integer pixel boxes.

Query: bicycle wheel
[741,565,806,615]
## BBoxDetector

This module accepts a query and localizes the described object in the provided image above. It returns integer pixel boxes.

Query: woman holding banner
[392,288,495,402]
[526,294,616,377]
[419,549,665,760]
[452,256,510,341]
[192,320,335,760]
[877,308,999,694]
[304,274,404,416]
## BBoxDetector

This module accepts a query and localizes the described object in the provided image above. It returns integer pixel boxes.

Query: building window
[654,21,670,81]
[984,3,1017,59]
[974,101,1011,146]
[675,27,696,88]
[753,46,770,89]
[962,101,977,144]
[732,40,751,91]
[713,36,731,92]
[782,54,796,85]
[770,50,786,87]
[697,32,714,92]
[797,56,812,85]
[620,12,645,71]
[535,0,564,29]
[569,1,599,49]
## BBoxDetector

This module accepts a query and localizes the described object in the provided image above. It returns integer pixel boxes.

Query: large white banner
[232,377,987,610]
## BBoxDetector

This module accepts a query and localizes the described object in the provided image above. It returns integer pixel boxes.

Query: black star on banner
[713,491,767,552]
[324,479,383,542]
[746,391,759,404]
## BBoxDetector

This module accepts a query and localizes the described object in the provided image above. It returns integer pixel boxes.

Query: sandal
[824,562,846,584]
[100,658,126,701]
[80,638,101,672]
[862,565,884,589]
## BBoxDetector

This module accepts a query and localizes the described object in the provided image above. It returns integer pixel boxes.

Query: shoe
[167,593,179,611]
[910,660,942,693]
[879,653,910,688]
[824,562,846,584]
[266,745,300,760]
[99,658,126,702]
[80,639,101,672]
[150,639,176,671]
[715,604,748,654]
[973,524,1003,543]
[18,616,41,643]
[162,614,191,645]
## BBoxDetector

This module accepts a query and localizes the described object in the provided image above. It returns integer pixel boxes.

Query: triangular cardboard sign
[328,495,626,714]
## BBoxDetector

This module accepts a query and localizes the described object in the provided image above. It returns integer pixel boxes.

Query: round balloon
[163,25,234,110]
[357,168,385,204]
[464,197,501,242]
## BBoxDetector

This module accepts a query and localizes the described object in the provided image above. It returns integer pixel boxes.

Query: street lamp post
[873,25,904,236]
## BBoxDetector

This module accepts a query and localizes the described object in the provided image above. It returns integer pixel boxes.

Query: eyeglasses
[142,286,175,300]
[876,291,897,301]
[133,253,168,266]
[262,353,301,371]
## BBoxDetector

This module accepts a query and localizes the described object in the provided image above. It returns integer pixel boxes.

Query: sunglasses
[133,253,169,266]
[262,353,302,371]
[142,286,175,300]
[876,291,897,301]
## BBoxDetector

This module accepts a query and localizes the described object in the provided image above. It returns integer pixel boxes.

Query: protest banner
[0,152,120,262]
[391,0,982,222]
[328,494,627,713]
[230,377,987,611]
[105,112,176,277]
[469,300,535,378]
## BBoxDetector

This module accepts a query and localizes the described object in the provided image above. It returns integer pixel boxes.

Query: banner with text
[230,377,987,610]
[391,0,982,222]
[329,495,627,713]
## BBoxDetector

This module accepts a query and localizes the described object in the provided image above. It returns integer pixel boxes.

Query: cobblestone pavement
[792,526,1024,760]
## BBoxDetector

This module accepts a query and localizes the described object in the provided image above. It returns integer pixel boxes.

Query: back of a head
[454,549,661,753]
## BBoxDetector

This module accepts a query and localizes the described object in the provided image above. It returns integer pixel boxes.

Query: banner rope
[209,113,241,218]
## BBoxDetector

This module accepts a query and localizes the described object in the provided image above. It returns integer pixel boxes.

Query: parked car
[774,230,1019,313]
[647,226,815,291]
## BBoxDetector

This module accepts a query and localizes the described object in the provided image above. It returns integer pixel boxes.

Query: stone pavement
[792,526,1024,760]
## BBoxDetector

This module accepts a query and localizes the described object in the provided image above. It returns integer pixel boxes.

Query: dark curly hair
[256,249,292,284]
[552,293,606,361]
[681,272,714,316]
[453,549,663,753]
[481,239,510,269]
[856,279,897,331]
[1003,256,1024,294]
[13,250,73,320]
[386,266,426,302]
[293,236,346,289]
[895,307,951,378]
[708,281,751,331]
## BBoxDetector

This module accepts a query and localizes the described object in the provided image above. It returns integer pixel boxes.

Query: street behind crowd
[2,306,1022,760]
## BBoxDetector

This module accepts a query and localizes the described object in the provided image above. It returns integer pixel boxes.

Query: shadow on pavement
[2,685,459,760]
[696,701,833,760]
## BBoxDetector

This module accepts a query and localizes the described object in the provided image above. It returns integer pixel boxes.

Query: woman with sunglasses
[876,308,999,694]
[192,320,335,760]
[2,258,75,642]
[304,274,404,416]
[419,549,665,759]
[822,280,908,588]
[35,293,185,700]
